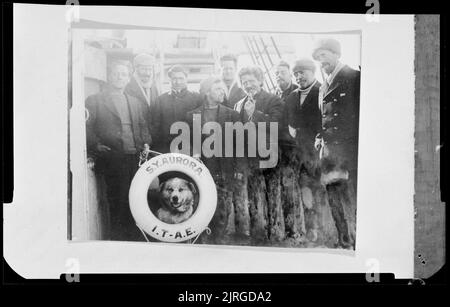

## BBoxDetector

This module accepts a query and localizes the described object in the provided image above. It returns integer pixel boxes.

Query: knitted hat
[292,58,316,73]
[133,53,156,67]
[312,38,341,60]
[168,65,188,78]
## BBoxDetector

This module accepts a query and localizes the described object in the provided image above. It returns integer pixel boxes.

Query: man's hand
[142,143,150,153]
[234,172,244,180]
[87,157,95,170]
[314,137,323,151]
[288,125,297,138]
[244,96,256,119]
[96,143,111,152]
[139,143,151,167]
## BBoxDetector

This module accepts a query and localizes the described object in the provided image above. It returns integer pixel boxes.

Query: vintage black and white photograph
[7,3,425,279]
[69,26,361,250]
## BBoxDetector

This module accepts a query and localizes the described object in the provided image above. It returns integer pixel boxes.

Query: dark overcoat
[234,89,284,169]
[186,103,242,180]
[150,89,203,153]
[222,82,246,109]
[318,65,361,181]
[276,82,300,150]
[285,80,322,159]
[276,82,299,102]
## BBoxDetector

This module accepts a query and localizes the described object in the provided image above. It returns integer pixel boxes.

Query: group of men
[85,37,360,248]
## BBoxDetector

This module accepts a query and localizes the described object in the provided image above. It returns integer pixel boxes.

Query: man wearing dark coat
[275,60,299,101]
[234,66,285,243]
[186,76,241,181]
[186,76,242,244]
[273,60,299,161]
[124,53,159,108]
[150,65,203,153]
[85,60,152,241]
[312,38,361,249]
[285,58,322,166]
[220,54,246,109]
[285,58,323,243]
[234,67,284,131]
[234,67,284,169]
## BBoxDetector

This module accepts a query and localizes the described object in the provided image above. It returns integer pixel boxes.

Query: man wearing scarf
[285,58,323,243]
[286,58,322,163]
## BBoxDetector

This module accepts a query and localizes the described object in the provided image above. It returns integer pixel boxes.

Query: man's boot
[326,182,352,248]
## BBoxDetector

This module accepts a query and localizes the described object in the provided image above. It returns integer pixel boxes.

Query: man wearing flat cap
[312,37,360,249]
[125,53,159,108]
[150,65,203,153]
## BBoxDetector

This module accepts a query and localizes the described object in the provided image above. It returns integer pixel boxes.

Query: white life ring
[129,153,217,242]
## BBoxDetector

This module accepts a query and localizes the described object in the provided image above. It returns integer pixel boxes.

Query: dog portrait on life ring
[147,171,200,224]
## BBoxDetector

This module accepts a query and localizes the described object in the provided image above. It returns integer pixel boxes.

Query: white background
[6,4,414,278]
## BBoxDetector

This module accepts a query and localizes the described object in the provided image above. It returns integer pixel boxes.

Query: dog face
[160,177,196,214]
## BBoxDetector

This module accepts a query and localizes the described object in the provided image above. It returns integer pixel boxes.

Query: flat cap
[292,58,316,73]
[133,53,156,67]
[312,38,341,60]
[168,65,188,77]
[276,60,290,70]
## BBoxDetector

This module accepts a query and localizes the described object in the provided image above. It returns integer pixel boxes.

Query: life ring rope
[191,226,212,244]
[137,225,150,242]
